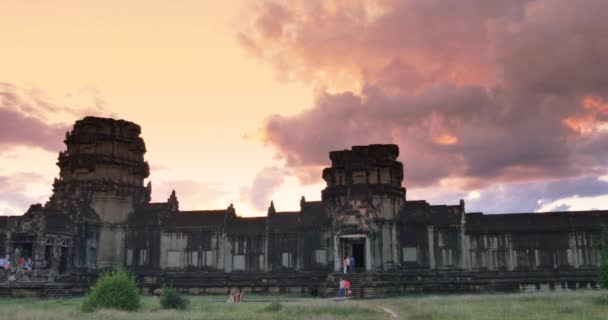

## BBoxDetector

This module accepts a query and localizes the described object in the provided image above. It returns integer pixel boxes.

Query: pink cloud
[240,0,608,191]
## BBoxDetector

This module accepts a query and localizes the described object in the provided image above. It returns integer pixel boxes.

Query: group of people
[342,255,356,273]
[0,255,33,270]
[227,288,244,303]
[338,278,352,298]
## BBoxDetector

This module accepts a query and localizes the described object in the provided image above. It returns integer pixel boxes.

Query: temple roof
[166,210,227,227]
[465,210,608,233]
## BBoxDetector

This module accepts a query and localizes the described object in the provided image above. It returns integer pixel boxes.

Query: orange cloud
[433,133,459,145]
[563,96,608,134]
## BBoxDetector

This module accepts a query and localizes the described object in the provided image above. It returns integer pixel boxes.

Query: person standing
[338,278,345,297]
[344,279,351,297]
[350,255,355,273]
[343,256,349,274]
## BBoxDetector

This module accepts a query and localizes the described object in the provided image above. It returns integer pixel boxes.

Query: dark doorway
[351,242,365,270]
[59,247,69,274]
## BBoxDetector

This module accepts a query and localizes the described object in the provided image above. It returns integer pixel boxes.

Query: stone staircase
[44,284,72,298]
[339,273,365,298]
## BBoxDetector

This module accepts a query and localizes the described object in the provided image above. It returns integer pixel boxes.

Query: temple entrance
[339,236,366,271]
[352,242,365,270]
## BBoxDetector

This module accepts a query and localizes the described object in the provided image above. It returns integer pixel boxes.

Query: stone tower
[50,116,150,268]
[321,144,405,270]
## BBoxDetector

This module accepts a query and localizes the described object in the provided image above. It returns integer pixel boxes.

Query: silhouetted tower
[321,144,405,270]
[50,116,150,267]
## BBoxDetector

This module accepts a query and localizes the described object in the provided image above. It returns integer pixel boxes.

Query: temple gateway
[1,116,607,297]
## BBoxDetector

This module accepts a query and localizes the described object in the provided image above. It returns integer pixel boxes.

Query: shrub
[160,287,188,310]
[263,301,283,312]
[599,225,608,290]
[81,270,141,312]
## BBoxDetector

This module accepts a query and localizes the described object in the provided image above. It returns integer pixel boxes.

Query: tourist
[344,279,351,297]
[153,288,162,299]
[0,256,5,268]
[3,255,9,270]
[236,288,244,302]
[227,288,239,303]
[18,256,25,269]
[23,257,31,270]
[350,255,355,273]
[343,256,349,274]
[338,278,345,298]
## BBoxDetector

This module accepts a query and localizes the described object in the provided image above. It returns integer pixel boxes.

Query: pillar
[365,236,372,270]
[333,235,340,272]
[427,226,435,269]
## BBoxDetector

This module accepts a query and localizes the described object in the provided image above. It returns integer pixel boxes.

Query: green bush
[159,287,188,310]
[263,301,283,312]
[81,270,141,312]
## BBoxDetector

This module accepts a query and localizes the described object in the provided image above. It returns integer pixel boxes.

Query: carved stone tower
[321,144,405,271]
[50,116,150,268]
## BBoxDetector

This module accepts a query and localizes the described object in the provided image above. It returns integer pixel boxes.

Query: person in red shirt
[344,279,351,297]
[18,257,25,268]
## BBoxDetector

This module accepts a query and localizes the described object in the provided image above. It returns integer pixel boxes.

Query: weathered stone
[1,116,608,297]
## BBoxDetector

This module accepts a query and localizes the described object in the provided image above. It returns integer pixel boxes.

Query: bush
[160,287,188,310]
[599,225,608,290]
[263,301,283,312]
[81,270,141,312]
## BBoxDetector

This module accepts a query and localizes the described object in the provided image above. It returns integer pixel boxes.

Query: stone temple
[1,116,607,297]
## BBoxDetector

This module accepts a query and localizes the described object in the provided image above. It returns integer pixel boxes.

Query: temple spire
[268,200,276,216]
[167,190,179,212]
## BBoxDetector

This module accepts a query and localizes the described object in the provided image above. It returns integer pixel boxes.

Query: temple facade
[1,116,607,297]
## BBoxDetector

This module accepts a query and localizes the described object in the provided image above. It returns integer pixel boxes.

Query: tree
[599,225,608,290]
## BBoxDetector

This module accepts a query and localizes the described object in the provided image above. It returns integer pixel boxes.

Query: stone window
[470,249,486,269]
[439,248,453,267]
[138,249,148,266]
[402,247,417,263]
[167,251,181,268]
[352,171,366,184]
[536,249,555,268]
[369,168,378,184]
[186,250,198,267]
[126,249,133,266]
[335,171,345,185]
[203,250,215,267]
[233,255,246,270]
[88,247,97,267]
[491,249,507,270]
[314,249,326,265]
[515,249,532,269]
[380,168,391,184]
[281,252,292,268]
[580,247,599,266]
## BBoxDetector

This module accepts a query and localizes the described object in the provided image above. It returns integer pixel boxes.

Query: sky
[1,0,608,217]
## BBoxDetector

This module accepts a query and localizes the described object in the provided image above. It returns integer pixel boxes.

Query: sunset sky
[2,0,608,217]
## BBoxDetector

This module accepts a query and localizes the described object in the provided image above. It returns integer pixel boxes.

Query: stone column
[365,236,372,270]
[427,226,435,269]
[391,222,399,267]
[333,235,340,272]
[263,234,269,272]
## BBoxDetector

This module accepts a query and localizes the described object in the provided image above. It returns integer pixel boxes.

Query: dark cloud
[0,82,116,154]
[239,167,286,211]
[240,0,608,195]
[0,107,68,153]
[0,172,49,215]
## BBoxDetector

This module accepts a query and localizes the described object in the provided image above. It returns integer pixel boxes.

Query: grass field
[0,291,606,320]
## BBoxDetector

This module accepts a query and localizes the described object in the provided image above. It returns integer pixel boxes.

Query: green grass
[382,290,608,320]
[0,291,606,320]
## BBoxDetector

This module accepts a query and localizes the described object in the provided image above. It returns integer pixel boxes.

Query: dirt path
[381,306,399,319]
